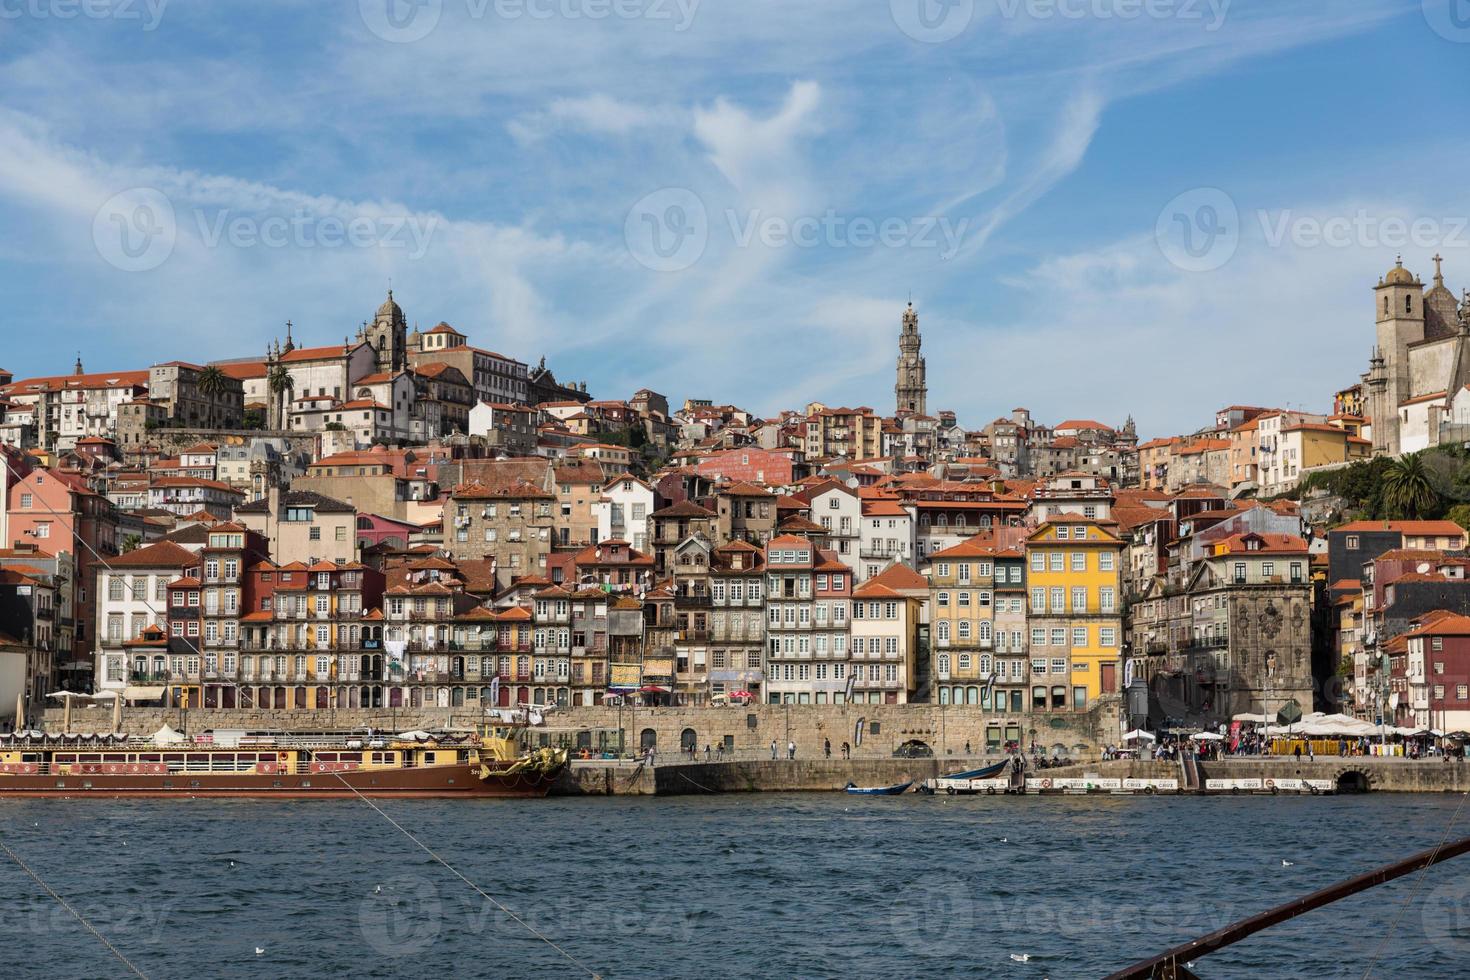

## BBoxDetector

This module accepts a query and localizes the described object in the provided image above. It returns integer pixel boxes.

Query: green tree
[1448,503,1470,530]
[120,533,142,553]
[267,365,293,428]
[1382,451,1439,519]
[196,364,227,397]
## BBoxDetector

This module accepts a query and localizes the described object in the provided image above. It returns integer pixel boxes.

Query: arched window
[979,621,993,642]
[937,653,951,675]
[936,621,950,641]
[1406,295,1413,314]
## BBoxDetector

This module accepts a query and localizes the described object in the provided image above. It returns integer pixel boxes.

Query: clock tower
[895,301,927,416]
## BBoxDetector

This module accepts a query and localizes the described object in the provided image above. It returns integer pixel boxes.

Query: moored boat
[939,760,1011,781]
[0,726,568,799]
[844,780,913,796]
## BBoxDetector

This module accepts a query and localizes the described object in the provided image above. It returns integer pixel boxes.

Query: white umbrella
[1190,732,1225,741]
[1121,729,1156,742]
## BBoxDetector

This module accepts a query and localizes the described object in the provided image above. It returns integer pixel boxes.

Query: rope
[1361,786,1470,978]
[678,771,719,793]
[0,835,149,979]
[330,772,601,979]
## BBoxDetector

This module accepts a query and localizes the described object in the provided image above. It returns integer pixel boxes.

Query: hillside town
[4,259,1470,745]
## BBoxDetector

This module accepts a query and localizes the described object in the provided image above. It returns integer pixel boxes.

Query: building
[234,488,359,565]
[708,541,766,702]
[595,476,655,552]
[763,535,852,704]
[94,540,197,694]
[147,361,245,430]
[858,497,914,582]
[1024,517,1125,711]
[1362,256,1470,454]
[1402,613,1470,730]
[444,480,555,587]
[895,301,927,416]
[850,563,927,704]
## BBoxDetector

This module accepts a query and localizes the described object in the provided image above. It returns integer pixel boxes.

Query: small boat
[940,760,1010,781]
[844,780,913,795]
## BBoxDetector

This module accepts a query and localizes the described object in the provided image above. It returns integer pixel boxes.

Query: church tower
[895,301,927,416]
[365,289,408,373]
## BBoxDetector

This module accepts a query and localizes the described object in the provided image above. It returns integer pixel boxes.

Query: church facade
[1363,256,1470,454]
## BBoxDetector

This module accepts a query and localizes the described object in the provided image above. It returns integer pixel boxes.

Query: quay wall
[39,702,1117,761]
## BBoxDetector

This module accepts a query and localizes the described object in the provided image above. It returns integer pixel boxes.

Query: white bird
[374,885,382,894]
[229,861,235,868]
[255,948,265,956]
[1282,860,1295,867]
[1010,953,1030,962]
[1000,837,1009,843]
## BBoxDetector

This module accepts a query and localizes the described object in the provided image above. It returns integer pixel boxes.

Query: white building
[858,497,915,582]
[594,476,654,551]
[94,541,197,693]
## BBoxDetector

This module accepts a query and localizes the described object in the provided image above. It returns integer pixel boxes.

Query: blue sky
[1,0,1467,437]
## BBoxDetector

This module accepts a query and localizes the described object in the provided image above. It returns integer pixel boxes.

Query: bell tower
[366,289,408,373]
[895,301,927,416]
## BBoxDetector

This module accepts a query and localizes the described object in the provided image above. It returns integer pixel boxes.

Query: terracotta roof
[1335,520,1465,537]
[103,540,198,568]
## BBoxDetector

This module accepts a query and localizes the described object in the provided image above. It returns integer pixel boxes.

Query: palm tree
[1382,451,1439,519]
[267,365,293,430]
[196,364,229,427]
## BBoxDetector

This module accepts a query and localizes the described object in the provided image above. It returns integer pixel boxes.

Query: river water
[1,793,1467,979]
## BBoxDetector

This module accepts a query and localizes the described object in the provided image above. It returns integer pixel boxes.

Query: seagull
[255,948,265,956]
[374,885,382,894]
[1282,860,1295,867]
[1000,837,1009,843]
[229,861,235,868]
[1010,953,1031,962]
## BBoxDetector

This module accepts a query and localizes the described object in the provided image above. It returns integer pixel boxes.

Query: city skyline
[0,1,1466,436]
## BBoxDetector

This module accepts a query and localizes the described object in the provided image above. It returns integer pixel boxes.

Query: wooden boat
[0,727,568,799]
[940,760,1010,781]
[844,780,913,795]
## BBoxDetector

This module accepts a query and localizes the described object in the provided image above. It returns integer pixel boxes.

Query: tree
[267,365,293,429]
[120,533,142,553]
[1448,503,1470,530]
[1382,451,1439,519]
[196,364,227,397]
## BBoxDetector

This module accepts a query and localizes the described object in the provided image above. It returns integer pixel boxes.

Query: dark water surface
[1,793,1468,979]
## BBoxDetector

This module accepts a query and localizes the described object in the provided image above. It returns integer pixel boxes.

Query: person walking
[841,741,850,760]
[770,739,778,760]
[787,739,796,760]
[704,744,711,762]
[824,737,832,759]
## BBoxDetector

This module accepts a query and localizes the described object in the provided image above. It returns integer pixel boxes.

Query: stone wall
[41,701,1121,760]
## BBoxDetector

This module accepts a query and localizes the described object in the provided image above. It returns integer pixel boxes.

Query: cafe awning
[122,686,166,700]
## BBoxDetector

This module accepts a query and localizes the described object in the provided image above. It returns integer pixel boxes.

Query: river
[1,793,1466,978]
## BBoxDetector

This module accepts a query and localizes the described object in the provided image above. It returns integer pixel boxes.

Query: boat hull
[0,764,561,799]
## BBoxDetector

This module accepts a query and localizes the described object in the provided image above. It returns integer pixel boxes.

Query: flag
[489,677,501,706]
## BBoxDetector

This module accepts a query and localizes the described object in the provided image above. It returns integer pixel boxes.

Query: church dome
[377,289,402,317]
[1383,258,1416,286]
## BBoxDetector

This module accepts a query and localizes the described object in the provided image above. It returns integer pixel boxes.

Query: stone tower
[364,289,408,373]
[1368,258,1426,455]
[895,301,927,416]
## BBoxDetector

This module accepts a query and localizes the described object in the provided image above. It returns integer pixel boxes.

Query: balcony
[675,592,712,608]
[677,630,710,643]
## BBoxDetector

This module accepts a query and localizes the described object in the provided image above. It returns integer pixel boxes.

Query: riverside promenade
[554,756,1470,796]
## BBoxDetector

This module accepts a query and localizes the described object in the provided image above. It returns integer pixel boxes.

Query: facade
[445,480,555,587]
[594,476,655,552]
[762,536,852,705]
[235,489,359,565]
[708,541,766,702]
[1024,518,1125,711]
[850,564,926,704]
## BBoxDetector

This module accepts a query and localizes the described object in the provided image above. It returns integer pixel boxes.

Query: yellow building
[927,537,1003,703]
[1024,518,1124,711]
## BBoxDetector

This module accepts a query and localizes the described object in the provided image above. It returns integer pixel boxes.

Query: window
[1051,658,1067,674]
[1031,659,1046,675]
[1071,587,1087,613]
[1071,552,1085,571]
[937,592,950,607]
[958,592,971,607]
[1099,552,1114,572]
[1049,553,1063,572]
[1030,553,1044,572]
[1057,526,1069,540]
[1030,588,1045,611]
[1100,627,1117,647]
[1345,535,1359,549]
[1100,587,1115,613]
[1031,627,1045,647]
[1071,627,1087,647]
[309,527,321,541]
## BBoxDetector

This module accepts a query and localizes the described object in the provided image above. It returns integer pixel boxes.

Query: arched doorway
[640,728,657,752]
[315,687,329,709]
[1336,770,1371,794]
[680,728,697,755]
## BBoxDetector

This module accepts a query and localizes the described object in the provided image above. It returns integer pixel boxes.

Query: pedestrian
[965,740,972,755]
[770,739,777,760]
[788,739,796,760]
[704,744,711,762]
[1293,744,1302,761]
[824,737,831,759]
[841,741,850,759]
[1307,741,1314,762]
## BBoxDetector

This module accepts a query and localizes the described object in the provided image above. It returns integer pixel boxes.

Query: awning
[639,686,669,694]
[123,686,166,700]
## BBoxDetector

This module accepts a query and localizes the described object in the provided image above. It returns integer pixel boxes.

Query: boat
[844,780,913,795]
[0,725,569,799]
[940,760,1011,781]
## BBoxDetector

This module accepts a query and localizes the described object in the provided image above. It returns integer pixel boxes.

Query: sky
[0,0,1467,438]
